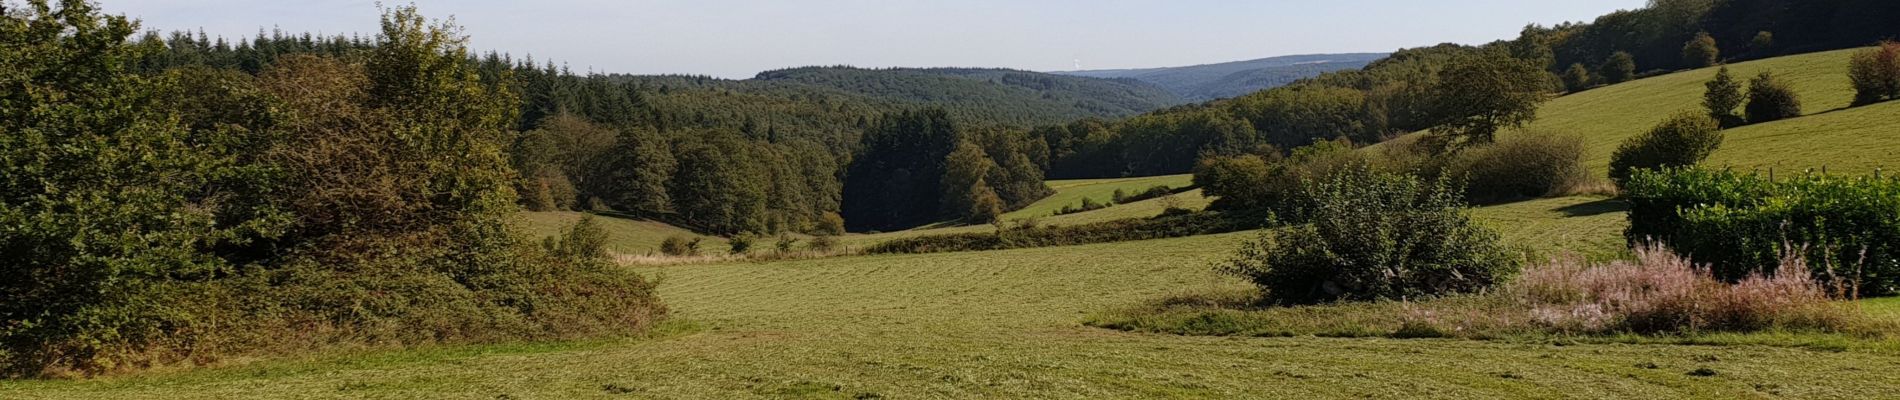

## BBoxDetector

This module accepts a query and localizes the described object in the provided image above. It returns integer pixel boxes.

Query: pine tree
[1702,66,1744,127]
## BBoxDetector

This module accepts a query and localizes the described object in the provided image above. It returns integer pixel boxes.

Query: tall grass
[1513,245,1848,334]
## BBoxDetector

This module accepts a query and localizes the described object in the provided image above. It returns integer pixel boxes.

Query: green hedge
[866,211,1257,254]
[1625,168,1900,296]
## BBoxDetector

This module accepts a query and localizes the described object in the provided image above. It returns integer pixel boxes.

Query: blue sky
[100,0,1648,78]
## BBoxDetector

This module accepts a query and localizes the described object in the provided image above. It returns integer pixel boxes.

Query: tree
[1562,63,1593,93]
[1849,41,1900,106]
[1751,31,1775,53]
[1,0,288,374]
[1702,66,1744,127]
[670,136,768,235]
[1422,52,1550,152]
[1600,51,1637,84]
[1682,32,1720,68]
[1609,112,1724,185]
[941,141,1001,223]
[1745,70,1802,124]
[841,109,960,231]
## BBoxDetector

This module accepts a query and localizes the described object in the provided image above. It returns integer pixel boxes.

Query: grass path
[12,211,1900,398]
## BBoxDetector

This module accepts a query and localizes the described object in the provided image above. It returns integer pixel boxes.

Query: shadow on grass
[1555,198,1629,217]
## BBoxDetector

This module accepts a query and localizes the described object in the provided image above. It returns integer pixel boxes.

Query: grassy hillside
[1055,53,1388,101]
[1006,174,1196,219]
[1514,47,1894,176]
[518,212,732,255]
[16,224,1899,398]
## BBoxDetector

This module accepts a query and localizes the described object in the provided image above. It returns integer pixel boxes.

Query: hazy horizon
[102,0,1647,79]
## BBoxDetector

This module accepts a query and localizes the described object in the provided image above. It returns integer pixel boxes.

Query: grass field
[518,211,732,255]
[1004,174,1196,219]
[19,196,1897,399]
[1510,47,1897,177]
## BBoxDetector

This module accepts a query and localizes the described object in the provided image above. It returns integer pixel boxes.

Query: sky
[99,0,1649,79]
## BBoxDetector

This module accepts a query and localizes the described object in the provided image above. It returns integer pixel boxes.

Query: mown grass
[1468,195,1630,261]
[1511,47,1891,177]
[14,230,1900,398]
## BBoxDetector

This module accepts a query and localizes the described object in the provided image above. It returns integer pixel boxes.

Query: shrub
[1445,133,1589,204]
[1624,168,1900,296]
[775,234,801,253]
[1751,31,1775,53]
[1513,245,1847,334]
[1849,41,1900,106]
[1745,71,1802,124]
[659,236,699,257]
[1562,63,1592,93]
[1703,66,1745,127]
[1219,167,1518,305]
[808,235,840,253]
[867,211,1252,255]
[727,234,756,255]
[1056,197,1111,215]
[816,212,847,236]
[1600,51,1636,84]
[1608,112,1723,186]
[1682,32,1720,69]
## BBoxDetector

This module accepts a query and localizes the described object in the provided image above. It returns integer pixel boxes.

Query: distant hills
[1053,53,1388,101]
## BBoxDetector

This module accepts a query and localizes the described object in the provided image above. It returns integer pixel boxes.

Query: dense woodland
[125,26,1194,234]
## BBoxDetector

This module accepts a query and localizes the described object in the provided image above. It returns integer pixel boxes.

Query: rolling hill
[1512,47,1895,177]
[1054,53,1388,101]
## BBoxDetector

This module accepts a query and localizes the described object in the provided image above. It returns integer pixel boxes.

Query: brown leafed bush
[1512,245,1849,334]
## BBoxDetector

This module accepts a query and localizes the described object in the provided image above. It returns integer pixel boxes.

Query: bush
[1682,32,1720,69]
[1625,168,1900,296]
[1751,31,1775,53]
[1513,245,1847,334]
[1849,41,1900,106]
[1600,51,1636,84]
[727,234,756,255]
[1608,112,1723,186]
[1219,167,1518,305]
[808,235,840,252]
[1445,133,1589,204]
[659,236,700,257]
[1745,71,1802,124]
[775,234,801,253]
[1562,63,1592,93]
[867,211,1253,255]
[816,212,847,236]
[1055,197,1111,215]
